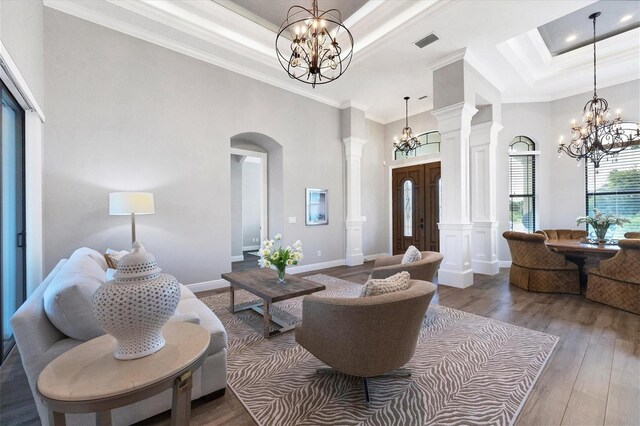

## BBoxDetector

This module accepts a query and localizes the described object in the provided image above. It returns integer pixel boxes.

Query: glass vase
[276,265,286,284]
[593,224,610,243]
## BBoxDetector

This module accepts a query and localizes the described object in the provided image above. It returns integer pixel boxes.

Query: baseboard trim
[287,259,346,274]
[187,279,229,293]
[499,261,512,268]
[231,255,244,262]
[363,253,390,261]
[242,245,260,251]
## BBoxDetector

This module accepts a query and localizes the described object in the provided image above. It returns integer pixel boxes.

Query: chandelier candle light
[276,0,353,88]
[258,234,303,284]
[557,12,640,168]
[393,97,423,155]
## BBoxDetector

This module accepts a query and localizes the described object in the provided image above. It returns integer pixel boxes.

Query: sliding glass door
[1,81,26,363]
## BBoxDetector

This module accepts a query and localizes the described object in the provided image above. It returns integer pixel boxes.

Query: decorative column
[343,137,367,266]
[470,121,502,275]
[431,102,477,288]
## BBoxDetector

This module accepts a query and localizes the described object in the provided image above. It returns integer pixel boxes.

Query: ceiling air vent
[414,33,439,49]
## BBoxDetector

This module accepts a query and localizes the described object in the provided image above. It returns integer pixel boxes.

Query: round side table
[37,322,210,426]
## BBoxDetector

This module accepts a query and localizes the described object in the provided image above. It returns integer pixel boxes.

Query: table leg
[96,410,112,426]
[263,301,271,338]
[229,285,235,313]
[171,371,193,426]
[48,410,66,426]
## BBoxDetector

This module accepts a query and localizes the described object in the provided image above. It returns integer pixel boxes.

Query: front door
[392,162,440,254]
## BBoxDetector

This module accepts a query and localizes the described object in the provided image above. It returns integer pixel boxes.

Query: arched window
[394,131,441,160]
[509,136,536,232]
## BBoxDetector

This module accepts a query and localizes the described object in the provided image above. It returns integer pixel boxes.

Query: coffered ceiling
[43,0,640,124]
[213,0,369,33]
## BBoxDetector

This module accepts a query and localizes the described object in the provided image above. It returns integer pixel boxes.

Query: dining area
[503,227,640,316]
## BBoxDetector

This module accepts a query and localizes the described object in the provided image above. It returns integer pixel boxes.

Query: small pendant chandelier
[558,12,640,168]
[394,97,422,154]
[276,0,354,88]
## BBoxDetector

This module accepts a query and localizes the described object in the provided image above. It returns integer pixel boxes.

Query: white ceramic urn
[92,241,181,360]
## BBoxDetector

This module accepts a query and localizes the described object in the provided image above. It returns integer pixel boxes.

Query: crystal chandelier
[558,12,640,168]
[393,97,422,154]
[275,0,353,88]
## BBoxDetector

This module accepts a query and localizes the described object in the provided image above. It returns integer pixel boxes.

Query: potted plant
[258,234,303,283]
[576,209,630,243]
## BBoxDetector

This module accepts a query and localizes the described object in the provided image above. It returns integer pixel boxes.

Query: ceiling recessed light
[620,14,632,22]
[565,34,577,42]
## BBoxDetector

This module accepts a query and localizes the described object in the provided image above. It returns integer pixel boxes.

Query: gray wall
[1,0,45,107]
[43,9,348,284]
[241,160,261,248]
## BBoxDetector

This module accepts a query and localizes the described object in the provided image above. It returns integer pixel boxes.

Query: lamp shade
[109,192,155,215]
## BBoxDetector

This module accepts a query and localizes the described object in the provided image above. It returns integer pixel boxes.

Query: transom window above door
[394,131,441,160]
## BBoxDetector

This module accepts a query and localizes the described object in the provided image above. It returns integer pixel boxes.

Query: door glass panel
[403,180,413,237]
[1,82,26,363]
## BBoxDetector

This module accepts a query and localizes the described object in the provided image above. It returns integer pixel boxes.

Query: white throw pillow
[401,245,422,264]
[360,271,411,297]
[43,248,107,341]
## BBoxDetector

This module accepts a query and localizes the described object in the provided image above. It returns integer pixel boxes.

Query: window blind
[509,154,536,232]
[586,145,640,237]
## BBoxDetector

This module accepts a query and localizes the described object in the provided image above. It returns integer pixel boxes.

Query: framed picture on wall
[306,188,328,226]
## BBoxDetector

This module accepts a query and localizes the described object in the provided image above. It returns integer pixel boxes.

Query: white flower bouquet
[576,209,630,242]
[258,233,303,283]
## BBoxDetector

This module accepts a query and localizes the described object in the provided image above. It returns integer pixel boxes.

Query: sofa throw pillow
[360,271,410,297]
[104,248,129,269]
[401,245,422,264]
[43,248,107,341]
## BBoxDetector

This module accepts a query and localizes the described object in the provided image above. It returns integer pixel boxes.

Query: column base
[438,268,474,288]
[438,222,474,288]
[471,221,499,276]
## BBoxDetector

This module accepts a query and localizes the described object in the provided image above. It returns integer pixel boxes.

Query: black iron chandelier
[558,12,640,168]
[394,97,422,154]
[275,0,354,88]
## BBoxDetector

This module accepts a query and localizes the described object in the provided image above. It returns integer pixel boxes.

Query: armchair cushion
[401,245,422,264]
[360,271,410,297]
[43,248,106,341]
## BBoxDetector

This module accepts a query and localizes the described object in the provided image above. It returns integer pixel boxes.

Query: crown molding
[429,48,467,71]
[352,0,457,66]
[340,101,370,112]
[43,0,347,110]
[364,111,386,124]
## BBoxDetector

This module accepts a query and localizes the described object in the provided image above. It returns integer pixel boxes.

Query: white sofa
[10,248,227,425]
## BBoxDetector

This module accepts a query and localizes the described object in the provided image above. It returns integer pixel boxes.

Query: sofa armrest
[372,254,403,268]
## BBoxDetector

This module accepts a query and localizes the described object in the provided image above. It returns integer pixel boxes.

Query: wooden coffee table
[222,269,325,338]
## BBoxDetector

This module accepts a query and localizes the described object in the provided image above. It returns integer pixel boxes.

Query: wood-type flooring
[1,263,638,425]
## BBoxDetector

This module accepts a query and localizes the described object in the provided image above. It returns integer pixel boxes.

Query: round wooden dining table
[545,239,619,293]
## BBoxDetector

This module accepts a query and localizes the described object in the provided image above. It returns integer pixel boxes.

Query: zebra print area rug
[202,274,558,426]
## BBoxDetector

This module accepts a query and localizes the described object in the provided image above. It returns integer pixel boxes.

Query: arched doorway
[229,133,284,270]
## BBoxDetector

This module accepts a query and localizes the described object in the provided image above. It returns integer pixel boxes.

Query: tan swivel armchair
[370,251,443,282]
[295,280,437,405]
[535,229,588,240]
[624,232,640,239]
[587,239,640,315]
[503,231,580,294]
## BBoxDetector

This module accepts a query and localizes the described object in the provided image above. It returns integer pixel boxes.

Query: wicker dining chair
[503,231,580,294]
[587,239,640,315]
[624,232,640,239]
